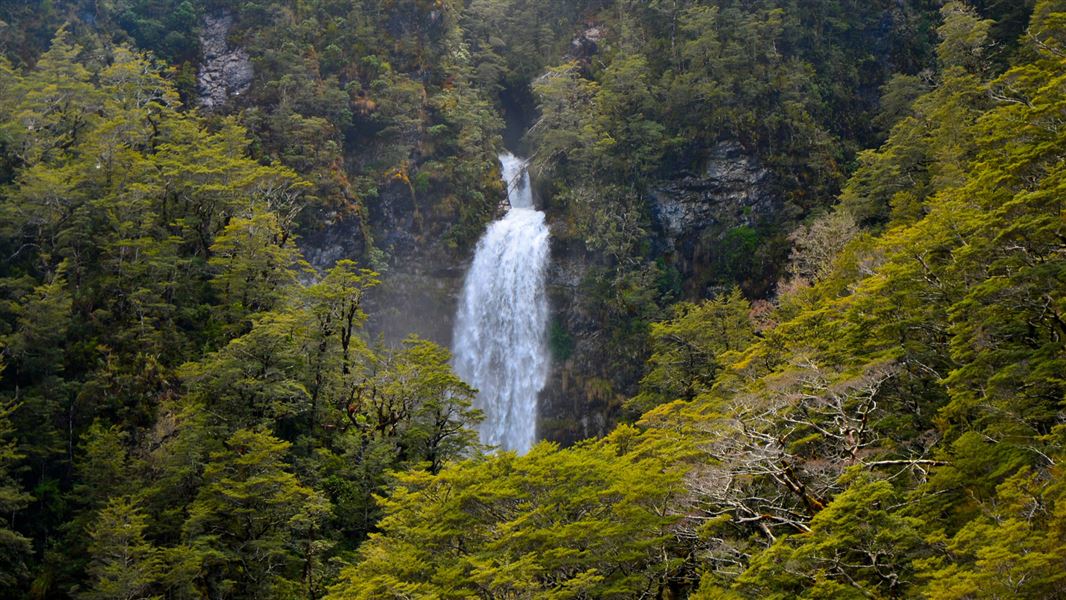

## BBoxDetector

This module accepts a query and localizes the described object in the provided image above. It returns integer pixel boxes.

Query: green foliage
[208,210,311,329]
[180,310,313,427]
[113,0,204,63]
[4,273,72,378]
[183,429,330,598]
[937,2,995,73]
[0,2,1063,599]
[630,288,755,416]
[916,464,1066,599]
[0,29,483,597]
[67,421,133,558]
[716,226,763,283]
[225,0,504,256]
[841,2,994,227]
[521,0,949,413]
[326,440,682,599]
[79,497,161,600]
[373,337,482,472]
[462,0,597,88]
[549,320,575,361]
[531,62,608,178]
[640,3,1066,595]
[0,381,32,593]
[736,476,924,599]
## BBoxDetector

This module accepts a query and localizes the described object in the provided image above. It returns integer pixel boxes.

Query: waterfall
[452,152,550,454]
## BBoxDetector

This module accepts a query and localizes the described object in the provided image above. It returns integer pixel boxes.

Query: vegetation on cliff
[0,0,1062,598]
[328,3,1066,597]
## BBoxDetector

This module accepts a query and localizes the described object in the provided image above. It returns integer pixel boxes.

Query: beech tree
[182,429,330,598]
[326,441,682,599]
[79,497,161,600]
[0,376,31,593]
[629,288,755,415]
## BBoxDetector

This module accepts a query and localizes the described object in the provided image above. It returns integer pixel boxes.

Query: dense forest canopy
[0,0,1063,598]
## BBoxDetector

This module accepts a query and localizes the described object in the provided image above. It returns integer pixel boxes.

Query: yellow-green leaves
[183,429,330,597]
[327,441,682,599]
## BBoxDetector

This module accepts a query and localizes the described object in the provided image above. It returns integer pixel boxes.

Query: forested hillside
[0,0,1063,598]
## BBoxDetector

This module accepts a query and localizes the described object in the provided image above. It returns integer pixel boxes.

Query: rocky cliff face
[301,210,368,273]
[198,14,253,110]
[302,177,479,350]
[537,141,778,445]
[541,241,616,444]
[650,141,779,293]
[651,141,775,240]
[295,18,780,448]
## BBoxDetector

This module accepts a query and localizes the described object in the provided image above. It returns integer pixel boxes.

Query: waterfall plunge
[452,153,550,454]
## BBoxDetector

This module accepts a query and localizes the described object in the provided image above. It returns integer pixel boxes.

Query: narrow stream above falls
[452,153,550,454]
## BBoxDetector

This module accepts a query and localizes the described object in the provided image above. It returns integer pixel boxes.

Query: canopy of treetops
[0,0,1062,598]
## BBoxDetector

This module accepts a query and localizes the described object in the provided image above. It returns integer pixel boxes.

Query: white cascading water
[452,152,550,454]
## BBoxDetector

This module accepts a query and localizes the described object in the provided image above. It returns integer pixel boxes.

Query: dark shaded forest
[0,0,1063,598]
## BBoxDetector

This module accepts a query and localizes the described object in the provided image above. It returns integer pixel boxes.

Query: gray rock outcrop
[198,14,253,110]
[567,24,605,60]
[650,141,776,244]
[536,140,779,445]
